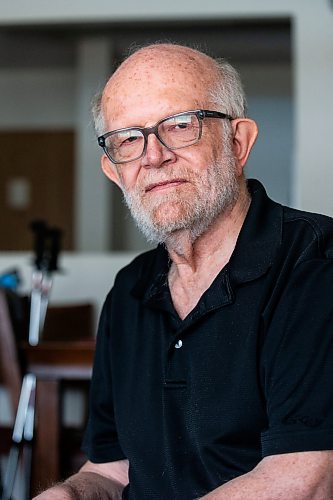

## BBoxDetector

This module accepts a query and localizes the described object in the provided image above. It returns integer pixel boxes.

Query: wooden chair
[42,302,94,341]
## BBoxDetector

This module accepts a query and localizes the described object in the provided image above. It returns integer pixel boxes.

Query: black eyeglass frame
[97,109,234,165]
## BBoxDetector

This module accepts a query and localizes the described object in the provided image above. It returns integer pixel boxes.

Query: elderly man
[35,43,333,499]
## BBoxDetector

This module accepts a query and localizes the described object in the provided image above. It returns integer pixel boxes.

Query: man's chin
[149,201,192,226]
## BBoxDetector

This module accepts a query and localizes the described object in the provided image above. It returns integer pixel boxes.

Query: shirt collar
[228,179,283,285]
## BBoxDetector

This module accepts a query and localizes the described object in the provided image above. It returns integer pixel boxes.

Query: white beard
[122,139,240,245]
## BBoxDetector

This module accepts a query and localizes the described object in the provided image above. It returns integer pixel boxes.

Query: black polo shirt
[82,179,333,499]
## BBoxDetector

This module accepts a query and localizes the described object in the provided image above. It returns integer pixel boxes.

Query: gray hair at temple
[91,48,247,138]
[91,91,106,138]
[210,58,247,119]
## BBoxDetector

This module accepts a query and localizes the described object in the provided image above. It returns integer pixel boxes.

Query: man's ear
[231,118,258,175]
[101,154,123,189]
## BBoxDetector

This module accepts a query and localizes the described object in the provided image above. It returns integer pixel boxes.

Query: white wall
[293,3,333,214]
[0,251,138,321]
[243,63,293,205]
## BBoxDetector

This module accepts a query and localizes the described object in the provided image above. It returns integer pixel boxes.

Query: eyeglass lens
[105,112,201,163]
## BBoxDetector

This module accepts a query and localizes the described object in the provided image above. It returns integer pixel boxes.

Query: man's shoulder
[245,180,333,266]
[281,204,333,258]
[283,203,333,228]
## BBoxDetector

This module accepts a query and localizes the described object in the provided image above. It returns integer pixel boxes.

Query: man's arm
[201,451,333,499]
[33,458,129,499]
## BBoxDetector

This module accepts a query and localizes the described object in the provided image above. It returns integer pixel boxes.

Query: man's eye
[114,132,142,148]
[121,135,140,145]
[174,122,190,130]
[165,122,191,133]
[165,115,193,132]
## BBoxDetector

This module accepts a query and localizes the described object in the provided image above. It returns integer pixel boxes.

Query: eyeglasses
[97,109,233,164]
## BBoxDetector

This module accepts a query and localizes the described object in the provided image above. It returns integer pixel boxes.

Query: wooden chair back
[42,302,94,341]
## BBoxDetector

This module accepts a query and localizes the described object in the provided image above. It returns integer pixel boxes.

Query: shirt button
[175,339,183,349]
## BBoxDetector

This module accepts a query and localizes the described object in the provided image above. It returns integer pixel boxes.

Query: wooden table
[23,340,95,495]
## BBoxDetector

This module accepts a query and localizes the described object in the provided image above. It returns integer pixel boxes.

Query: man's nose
[140,133,175,169]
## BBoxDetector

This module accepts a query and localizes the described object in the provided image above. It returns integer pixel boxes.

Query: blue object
[0,270,20,290]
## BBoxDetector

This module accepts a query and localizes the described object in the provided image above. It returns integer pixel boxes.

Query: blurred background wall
[0,0,332,256]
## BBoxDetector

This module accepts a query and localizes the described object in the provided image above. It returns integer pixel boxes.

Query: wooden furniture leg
[32,379,60,496]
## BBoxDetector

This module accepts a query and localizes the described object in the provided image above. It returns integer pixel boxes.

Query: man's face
[101,52,240,243]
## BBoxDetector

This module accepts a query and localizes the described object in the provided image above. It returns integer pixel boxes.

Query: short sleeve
[81,291,126,463]
[261,259,333,456]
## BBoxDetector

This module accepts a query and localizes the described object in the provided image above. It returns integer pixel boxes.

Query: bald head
[93,43,247,136]
[108,44,219,94]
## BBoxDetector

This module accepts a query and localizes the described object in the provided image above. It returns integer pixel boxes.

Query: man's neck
[167,182,251,273]
[166,182,251,319]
